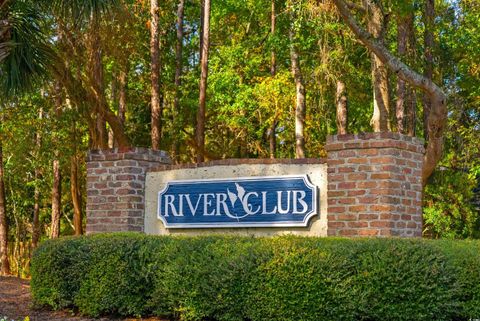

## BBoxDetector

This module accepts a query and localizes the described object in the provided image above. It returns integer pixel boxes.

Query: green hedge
[31,233,480,320]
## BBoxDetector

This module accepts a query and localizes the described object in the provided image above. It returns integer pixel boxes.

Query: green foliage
[31,234,480,320]
[1,0,480,289]
[247,238,457,321]
[424,169,480,239]
[1,0,52,94]
[38,0,120,21]
[432,239,480,318]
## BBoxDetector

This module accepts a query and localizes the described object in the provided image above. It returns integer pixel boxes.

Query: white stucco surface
[144,163,328,236]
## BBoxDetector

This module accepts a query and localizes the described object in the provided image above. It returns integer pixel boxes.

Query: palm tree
[0,0,51,275]
[0,0,51,93]
[0,0,119,275]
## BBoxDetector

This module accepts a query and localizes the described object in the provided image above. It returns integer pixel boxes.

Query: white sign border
[156,174,318,229]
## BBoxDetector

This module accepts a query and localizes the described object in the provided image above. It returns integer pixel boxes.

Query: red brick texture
[86,148,170,234]
[325,132,424,237]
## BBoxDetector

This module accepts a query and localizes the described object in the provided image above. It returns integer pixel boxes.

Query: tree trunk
[107,130,114,148]
[406,87,417,136]
[199,0,205,63]
[271,0,276,76]
[32,109,42,249]
[108,73,117,148]
[371,57,390,132]
[50,84,62,239]
[405,11,417,136]
[87,21,109,150]
[336,79,348,134]
[96,116,107,149]
[108,64,128,148]
[289,24,306,158]
[150,0,162,150]
[0,140,10,275]
[172,0,185,163]
[396,13,407,133]
[397,7,417,136]
[71,155,82,235]
[50,158,61,239]
[118,66,127,125]
[365,0,390,132]
[51,54,130,149]
[89,23,129,150]
[332,0,447,184]
[32,169,40,248]
[196,0,211,163]
[268,121,277,159]
[268,0,277,159]
[423,0,434,141]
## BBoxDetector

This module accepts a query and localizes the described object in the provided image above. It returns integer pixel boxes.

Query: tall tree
[50,84,62,239]
[423,0,434,141]
[270,0,276,77]
[196,0,211,163]
[364,0,391,132]
[150,0,162,150]
[50,157,61,239]
[49,2,130,150]
[87,21,108,149]
[71,155,82,235]
[332,0,447,183]
[173,0,185,162]
[32,108,42,248]
[118,65,128,126]
[268,0,277,159]
[0,139,9,275]
[289,2,306,158]
[396,4,417,135]
[108,73,116,148]
[396,14,407,133]
[71,115,82,235]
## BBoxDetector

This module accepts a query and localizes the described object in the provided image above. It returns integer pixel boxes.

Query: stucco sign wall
[157,175,317,228]
[144,160,328,236]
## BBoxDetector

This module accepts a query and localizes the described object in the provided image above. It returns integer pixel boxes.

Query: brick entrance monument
[86,133,424,237]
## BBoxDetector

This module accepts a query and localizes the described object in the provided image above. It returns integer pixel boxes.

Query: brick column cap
[326,132,424,154]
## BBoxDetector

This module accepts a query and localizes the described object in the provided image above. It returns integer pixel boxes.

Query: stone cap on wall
[87,147,171,163]
[325,132,425,154]
[149,158,327,172]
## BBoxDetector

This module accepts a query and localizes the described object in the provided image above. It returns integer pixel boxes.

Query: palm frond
[38,0,120,21]
[1,0,54,94]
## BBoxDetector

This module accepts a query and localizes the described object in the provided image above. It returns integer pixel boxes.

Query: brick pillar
[86,148,170,234]
[325,133,424,237]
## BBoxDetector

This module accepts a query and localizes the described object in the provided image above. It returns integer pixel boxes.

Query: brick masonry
[86,148,170,233]
[325,132,424,237]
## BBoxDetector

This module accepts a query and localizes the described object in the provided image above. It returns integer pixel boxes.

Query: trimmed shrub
[31,234,480,320]
[73,234,157,317]
[246,238,458,321]
[433,240,480,319]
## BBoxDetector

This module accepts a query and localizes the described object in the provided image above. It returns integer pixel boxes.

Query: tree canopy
[0,0,479,276]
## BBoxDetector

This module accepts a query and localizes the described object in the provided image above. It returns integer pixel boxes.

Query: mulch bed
[0,276,165,321]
